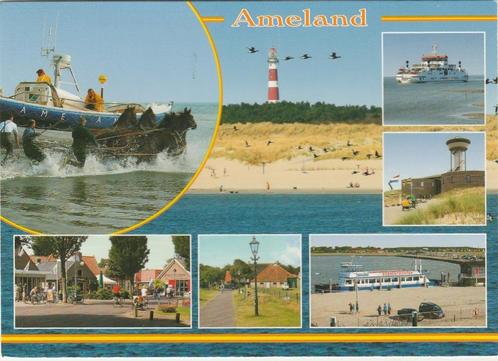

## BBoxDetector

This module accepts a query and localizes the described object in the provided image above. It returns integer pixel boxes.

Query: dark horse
[93,107,196,161]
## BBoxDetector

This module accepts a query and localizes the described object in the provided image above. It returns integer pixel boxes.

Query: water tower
[446,137,471,172]
[267,48,279,103]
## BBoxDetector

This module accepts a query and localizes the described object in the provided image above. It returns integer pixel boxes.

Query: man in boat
[22,119,45,163]
[84,88,104,112]
[0,112,19,164]
[71,117,98,167]
[36,69,52,84]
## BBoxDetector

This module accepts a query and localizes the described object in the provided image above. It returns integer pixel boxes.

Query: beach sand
[191,158,497,193]
[310,286,486,328]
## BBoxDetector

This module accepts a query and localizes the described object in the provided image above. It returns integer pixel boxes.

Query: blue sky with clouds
[0,2,218,103]
[311,233,486,248]
[199,1,496,110]
[383,132,485,188]
[198,234,301,267]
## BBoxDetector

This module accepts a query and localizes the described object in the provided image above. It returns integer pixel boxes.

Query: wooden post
[149,311,154,320]
[176,312,180,324]
[134,306,138,318]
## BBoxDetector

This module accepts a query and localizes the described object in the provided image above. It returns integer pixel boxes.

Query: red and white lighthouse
[267,48,279,103]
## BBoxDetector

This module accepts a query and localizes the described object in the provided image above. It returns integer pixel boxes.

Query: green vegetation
[232,288,300,327]
[396,187,485,225]
[222,102,381,124]
[172,235,190,269]
[199,288,220,306]
[156,305,191,325]
[311,246,484,255]
[384,189,402,207]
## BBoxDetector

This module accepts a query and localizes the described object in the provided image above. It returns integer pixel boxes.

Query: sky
[383,132,485,188]
[199,1,497,111]
[0,2,218,103]
[198,234,301,268]
[79,235,178,269]
[383,32,485,76]
[311,233,486,248]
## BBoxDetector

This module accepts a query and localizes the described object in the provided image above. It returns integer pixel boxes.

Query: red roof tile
[256,263,297,283]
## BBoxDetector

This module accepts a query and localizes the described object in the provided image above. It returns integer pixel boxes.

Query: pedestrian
[0,113,19,164]
[387,303,392,315]
[356,301,359,312]
[166,285,172,299]
[71,117,98,167]
[377,305,382,316]
[349,302,353,313]
[383,303,388,315]
[22,119,45,162]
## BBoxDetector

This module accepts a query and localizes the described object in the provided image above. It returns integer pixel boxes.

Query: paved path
[199,290,235,327]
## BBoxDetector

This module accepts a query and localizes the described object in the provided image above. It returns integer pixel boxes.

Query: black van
[419,302,445,319]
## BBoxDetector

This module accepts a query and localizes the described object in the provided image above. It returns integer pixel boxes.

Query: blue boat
[0,54,172,129]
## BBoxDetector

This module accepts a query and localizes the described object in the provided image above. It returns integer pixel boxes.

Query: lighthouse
[446,137,471,172]
[267,48,279,103]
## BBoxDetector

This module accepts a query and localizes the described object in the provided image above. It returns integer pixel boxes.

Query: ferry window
[369,279,375,284]
[413,276,419,281]
[385,278,391,283]
[345,280,352,285]
[407,277,412,281]
[392,278,398,282]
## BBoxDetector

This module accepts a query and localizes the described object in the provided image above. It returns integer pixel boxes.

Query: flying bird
[300,54,312,60]
[329,52,342,60]
[283,56,294,61]
[247,47,258,54]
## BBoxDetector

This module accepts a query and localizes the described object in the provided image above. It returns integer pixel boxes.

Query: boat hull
[0,97,166,129]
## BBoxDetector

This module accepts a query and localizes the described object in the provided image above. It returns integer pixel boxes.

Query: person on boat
[22,119,45,163]
[0,113,19,164]
[36,69,52,84]
[71,117,98,167]
[84,88,104,112]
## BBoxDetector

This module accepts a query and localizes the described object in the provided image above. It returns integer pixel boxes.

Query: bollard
[149,310,154,320]
[134,306,138,318]
[412,311,418,327]
[176,312,181,324]
[330,316,337,327]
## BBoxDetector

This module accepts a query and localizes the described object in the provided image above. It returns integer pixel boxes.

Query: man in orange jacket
[84,88,104,112]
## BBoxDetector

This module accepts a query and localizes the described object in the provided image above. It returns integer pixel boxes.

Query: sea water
[0,103,217,233]
[1,194,496,356]
[383,76,485,125]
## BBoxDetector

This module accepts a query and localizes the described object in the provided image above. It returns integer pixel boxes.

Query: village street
[199,289,235,327]
[15,299,190,328]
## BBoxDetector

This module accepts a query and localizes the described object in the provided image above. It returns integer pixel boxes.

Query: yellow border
[382,15,497,22]
[0,1,223,236]
[2,333,498,344]
[202,16,225,23]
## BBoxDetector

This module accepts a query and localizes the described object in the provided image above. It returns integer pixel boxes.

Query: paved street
[199,289,235,328]
[15,299,190,328]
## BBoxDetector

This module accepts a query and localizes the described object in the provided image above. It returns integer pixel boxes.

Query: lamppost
[249,236,260,316]
[98,74,107,100]
[73,255,85,303]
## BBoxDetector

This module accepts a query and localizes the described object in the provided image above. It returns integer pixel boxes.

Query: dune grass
[396,187,486,225]
[384,189,402,207]
[213,116,496,165]
[233,288,301,327]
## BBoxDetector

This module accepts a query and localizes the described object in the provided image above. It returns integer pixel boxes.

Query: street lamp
[73,256,85,303]
[249,236,260,316]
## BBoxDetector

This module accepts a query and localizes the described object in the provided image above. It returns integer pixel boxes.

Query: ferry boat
[0,53,173,129]
[338,259,430,291]
[396,44,468,84]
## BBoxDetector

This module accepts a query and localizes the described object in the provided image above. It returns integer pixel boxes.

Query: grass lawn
[397,187,485,225]
[199,288,220,307]
[156,305,191,326]
[233,288,301,327]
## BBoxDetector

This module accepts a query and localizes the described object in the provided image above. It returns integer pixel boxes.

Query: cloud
[278,244,301,267]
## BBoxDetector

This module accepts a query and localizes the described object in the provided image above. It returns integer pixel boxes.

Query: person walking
[387,303,392,315]
[0,113,19,164]
[349,302,353,313]
[22,119,45,162]
[383,303,388,315]
[71,117,98,167]
[377,305,382,316]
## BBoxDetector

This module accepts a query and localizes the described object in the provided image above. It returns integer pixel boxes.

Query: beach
[310,286,486,327]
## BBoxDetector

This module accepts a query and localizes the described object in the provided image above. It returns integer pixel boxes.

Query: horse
[137,107,157,130]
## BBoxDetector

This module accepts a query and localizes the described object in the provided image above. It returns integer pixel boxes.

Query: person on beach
[387,303,392,315]
[349,302,353,313]
[84,88,104,112]
[22,119,45,162]
[383,303,388,315]
[36,69,52,84]
[356,301,359,312]
[0,113,19,164]
[71,117,98,167]
[377,305,382,316]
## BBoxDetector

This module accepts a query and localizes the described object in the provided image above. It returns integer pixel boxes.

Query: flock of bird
[234,125,381,161]
[247,47,341,61]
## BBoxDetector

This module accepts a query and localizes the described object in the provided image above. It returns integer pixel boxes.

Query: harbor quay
[310,286,485,328]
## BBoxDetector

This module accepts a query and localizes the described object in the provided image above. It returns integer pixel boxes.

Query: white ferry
[396,44,468,84]
[338,259,430,291]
